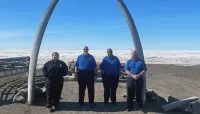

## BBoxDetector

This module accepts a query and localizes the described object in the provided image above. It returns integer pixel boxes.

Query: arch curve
[28,0,146,105]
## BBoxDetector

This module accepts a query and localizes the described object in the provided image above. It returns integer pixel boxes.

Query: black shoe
[133,104,140,110]
[127,107,133,112]
[54,104,60,110]
[47,107,54,112]
[139,107,147,113]
[127,105,133,111]
[89,103,96,108]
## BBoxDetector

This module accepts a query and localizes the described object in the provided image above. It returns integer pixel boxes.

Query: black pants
[102,74,119,103]
[127,78,144,108]
[45,78,64,107]
[77,70,95,104]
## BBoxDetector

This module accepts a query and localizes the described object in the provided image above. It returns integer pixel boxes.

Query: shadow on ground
[33,95,190,113]
[145,96,191,114]
[0,93,191,114]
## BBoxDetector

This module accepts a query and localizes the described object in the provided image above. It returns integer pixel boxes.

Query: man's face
[83,46,89,54]
[107,49,113,57]
[131,50,137,59]
[52,53,59,61]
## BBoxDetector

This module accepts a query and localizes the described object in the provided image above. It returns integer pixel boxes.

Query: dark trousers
[102,74,119,103]
[45,78,64,107]
[127,78,144,108]
[77,70,95,104]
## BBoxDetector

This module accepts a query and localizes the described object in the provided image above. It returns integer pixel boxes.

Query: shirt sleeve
[62,62,68,76]
[117,57,121,72]
[43,62,48,77]
[92,56,97,69]
[75,56,79,67]
[124,60,129,71]
[100,58,105,70]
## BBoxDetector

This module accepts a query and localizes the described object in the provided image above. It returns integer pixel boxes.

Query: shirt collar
[82,54,91,59]
[131,58,138,62]
[51,60,59,63]
[107,56,114,59]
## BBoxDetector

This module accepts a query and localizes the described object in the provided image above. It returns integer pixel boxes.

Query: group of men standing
[43,46,147,112]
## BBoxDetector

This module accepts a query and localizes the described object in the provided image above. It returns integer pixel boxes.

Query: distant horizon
[1,49,200,66]
[0,49,200,51]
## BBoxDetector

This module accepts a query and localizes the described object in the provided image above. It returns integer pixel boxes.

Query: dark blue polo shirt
[100,56,121,76]
[75,54,96,71]
[124,59,147,79]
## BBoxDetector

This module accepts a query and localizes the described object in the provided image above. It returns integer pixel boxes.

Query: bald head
[131,50,137,59]
[83,46,89,55]
[107,48,113,57]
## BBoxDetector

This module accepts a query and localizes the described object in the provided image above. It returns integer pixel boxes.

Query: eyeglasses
[84,49,89,50]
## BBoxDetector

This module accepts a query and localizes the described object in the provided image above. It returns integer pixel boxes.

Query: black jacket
[43,60,68,80]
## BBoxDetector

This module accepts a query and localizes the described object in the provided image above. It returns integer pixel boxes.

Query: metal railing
[0,56,30,78]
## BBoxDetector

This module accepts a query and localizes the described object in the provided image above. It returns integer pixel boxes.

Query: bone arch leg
[28,0,146,105]
[117,0,146,105]
[28,0,59,104]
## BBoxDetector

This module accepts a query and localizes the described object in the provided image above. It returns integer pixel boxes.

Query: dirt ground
[0,64,200,114]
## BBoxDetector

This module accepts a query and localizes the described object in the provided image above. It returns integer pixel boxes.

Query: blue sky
[0,0,199,50]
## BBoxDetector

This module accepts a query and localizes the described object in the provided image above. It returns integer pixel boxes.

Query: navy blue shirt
[124,59,147,79]
[75,54,96,71]
[100,56,121,76]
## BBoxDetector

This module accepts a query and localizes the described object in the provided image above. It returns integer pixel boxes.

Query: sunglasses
[84,49,89,50]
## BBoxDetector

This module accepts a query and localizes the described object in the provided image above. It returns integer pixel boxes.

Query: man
[75,46,96,108]
[100,48,121,106]
[124,50,147,111]
[43,52,68,112]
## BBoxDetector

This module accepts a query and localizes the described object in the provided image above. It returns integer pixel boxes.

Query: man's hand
[126,70,139,80]
[135,75,140,80]
[131,74,139,80]
[131,74,136,80]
